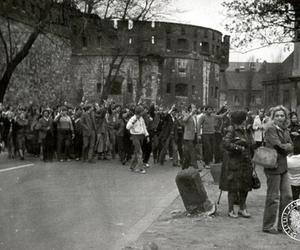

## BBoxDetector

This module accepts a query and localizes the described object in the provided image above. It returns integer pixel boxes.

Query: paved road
[0,157,178,250]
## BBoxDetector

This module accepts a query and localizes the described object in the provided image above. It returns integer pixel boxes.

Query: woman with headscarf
[220,111,255,218]
[262,105,293,234]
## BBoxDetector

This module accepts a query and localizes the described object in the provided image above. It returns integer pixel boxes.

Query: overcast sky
[170,0,292,63]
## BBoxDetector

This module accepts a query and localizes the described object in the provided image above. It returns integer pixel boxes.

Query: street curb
[113,188,179,250]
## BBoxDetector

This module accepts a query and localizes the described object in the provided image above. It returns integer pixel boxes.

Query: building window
[178,60,187,77]
[256,97,262,105]
[216,45,220,56]
[178,68,186,76]
[181,27,186,35]
[215,87,218,98]
[166,26,171,34]
[250,95,255,104]
[166,82,171,93]
[204,29,208,38]
[177,38,189,51]
[234,95,240,105]
[97,82,102,93]
[151,36,155,44]
[212,32,215,40]
[82,35,87,48]
[192,85,196,95]
[193,41,197,51]
[110,79,122,95]
[175,83,188,97]
[194,29,198,38]
[166,38,171,50]
[283,90,290,105]
[97,36,102,48]
[201,42,209,53]
[127,79,133,93]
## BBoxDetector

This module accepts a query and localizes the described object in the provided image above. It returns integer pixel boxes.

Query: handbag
[252,169,261,189]
[252,146,278,169]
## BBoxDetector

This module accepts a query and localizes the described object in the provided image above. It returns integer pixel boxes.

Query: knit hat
[135,106,144,115]
[230,111,247,125]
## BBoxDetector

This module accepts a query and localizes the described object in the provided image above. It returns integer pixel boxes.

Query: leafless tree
[0,0,74,102]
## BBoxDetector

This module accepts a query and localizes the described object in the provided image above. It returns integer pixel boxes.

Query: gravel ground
[124,167,300,250]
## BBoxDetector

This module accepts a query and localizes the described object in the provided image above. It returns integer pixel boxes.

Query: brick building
[0,0,230,107]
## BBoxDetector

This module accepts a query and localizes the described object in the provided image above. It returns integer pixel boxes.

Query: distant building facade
[220,62,265,111]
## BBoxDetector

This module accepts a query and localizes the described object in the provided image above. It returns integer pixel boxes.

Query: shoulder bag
[252,146,278,169]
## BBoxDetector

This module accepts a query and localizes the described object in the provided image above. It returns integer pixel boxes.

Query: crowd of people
[1,101,300,233]
[0,100,230,170]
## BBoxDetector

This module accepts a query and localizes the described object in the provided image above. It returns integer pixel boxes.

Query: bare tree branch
[122,0,132,20]
[230,41,294,54]
[0,27,10,65]
[104,0,112,19]
[6,19,13,61]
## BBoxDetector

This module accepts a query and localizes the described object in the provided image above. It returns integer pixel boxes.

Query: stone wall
[0,17,72,107]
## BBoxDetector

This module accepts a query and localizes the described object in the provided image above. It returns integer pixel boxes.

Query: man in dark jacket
[81,104,97,163]
[74,107,83,161]
[38,108,54,161]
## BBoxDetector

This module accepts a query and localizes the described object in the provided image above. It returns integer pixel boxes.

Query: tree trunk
[0,0,52,102]
[0,67,13,102]
[0,27,40,102]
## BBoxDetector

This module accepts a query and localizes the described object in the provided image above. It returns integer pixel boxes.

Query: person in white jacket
[252,109,266,147]
[126,106,150,174]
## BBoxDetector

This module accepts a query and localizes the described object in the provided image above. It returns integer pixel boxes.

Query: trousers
[262,172,292,231]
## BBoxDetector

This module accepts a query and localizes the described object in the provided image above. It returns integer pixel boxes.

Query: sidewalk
[123,167,300,250]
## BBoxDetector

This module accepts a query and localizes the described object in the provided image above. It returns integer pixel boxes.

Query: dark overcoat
[219,125,254,192]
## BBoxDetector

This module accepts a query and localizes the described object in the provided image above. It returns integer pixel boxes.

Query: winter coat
[219,125,254,192]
